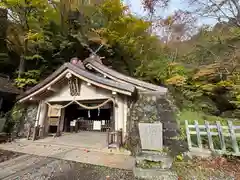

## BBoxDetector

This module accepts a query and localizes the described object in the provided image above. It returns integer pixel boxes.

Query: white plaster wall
[45,82,112,102]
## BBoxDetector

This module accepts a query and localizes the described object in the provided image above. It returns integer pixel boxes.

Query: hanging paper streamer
[101,120,105,125]
[98,107,100,116]
[88,110,91,118]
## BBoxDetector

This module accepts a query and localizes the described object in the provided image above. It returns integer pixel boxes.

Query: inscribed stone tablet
[138,123,163,150]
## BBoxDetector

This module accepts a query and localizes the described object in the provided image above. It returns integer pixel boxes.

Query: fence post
[185,120,192,150]
[216,121,226,151]
[228,120,239,153]
[194,120,202,149]
[205,121,214,150]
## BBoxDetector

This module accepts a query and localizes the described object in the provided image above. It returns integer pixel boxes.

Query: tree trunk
[18,55,25,78]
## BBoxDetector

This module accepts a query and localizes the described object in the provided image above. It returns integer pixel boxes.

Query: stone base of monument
[133,167,178,180]
[136,151,173,169]
[134,151,177,180]
[135,122,177,179]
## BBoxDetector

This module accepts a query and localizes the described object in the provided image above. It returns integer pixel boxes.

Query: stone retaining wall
[18,103,38,137]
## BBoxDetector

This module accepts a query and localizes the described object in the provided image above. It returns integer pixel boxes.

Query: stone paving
[0,133,137,179]
[37,132,108,150]
[0,133,134,170]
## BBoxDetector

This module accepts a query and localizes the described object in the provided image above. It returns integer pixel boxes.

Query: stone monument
[138,122,163,151]
[132,93,178,180]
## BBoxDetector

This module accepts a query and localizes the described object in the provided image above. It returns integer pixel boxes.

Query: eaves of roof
[18,63,136,102]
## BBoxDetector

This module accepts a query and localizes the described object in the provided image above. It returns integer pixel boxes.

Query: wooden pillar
[55,117,61,137]
[32,125,39,141]
[32,102,41,140]
[60,108,65,132]
[123,96,128,142]
[114,97,118,131]
[35,102,41,127]
[27,124,32,140]
[38,101,47,138]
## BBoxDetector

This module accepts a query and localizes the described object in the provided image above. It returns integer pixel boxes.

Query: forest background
[0,0,239,128]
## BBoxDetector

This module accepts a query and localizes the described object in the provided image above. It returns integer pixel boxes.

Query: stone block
[133,167,178,180]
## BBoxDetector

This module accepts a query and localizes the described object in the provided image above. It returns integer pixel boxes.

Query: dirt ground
[173,156,240,180]
[0,149,23,163]
[49,162,135,180]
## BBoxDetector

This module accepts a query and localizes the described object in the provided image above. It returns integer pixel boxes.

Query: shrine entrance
[63,100,114,133]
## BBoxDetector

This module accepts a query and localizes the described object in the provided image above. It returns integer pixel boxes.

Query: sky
[123,0,217,26]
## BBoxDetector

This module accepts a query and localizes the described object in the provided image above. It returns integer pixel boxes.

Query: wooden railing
[107,129,122,149]
[77,119,111,132]
[185,120,240,156]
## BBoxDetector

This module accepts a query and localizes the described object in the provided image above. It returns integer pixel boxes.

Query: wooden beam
[47,86,57,92]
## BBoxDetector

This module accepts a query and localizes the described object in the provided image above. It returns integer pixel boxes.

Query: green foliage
[0,0,239,126]
[11,104,25,122]
[2,104,25,134]
[15,69,40,88]
[177,110,227,126]
[136,160,162,169]
[175,154,184,162]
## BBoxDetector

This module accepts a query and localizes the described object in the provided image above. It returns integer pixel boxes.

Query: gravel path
[0,155,136,180]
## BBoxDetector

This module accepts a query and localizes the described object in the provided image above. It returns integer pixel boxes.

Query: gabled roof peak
[83,55,103,65]
[69,57,85,69]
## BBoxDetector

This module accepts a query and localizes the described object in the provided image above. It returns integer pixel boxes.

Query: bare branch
[187,0,240,26]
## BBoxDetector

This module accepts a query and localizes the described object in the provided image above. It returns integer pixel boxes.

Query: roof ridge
[84,59,167,93]
[66,63,136,90]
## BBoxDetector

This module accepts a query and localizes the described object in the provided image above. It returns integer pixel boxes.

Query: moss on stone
[136,160,162,169]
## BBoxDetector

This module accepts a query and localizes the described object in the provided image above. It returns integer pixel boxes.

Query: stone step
[0,155,46,179]
[133,167,178,180]
[141,151,168,156]
[136,152,173,169]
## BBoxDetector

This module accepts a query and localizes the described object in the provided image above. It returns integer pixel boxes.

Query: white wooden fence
[185,120,240,155]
